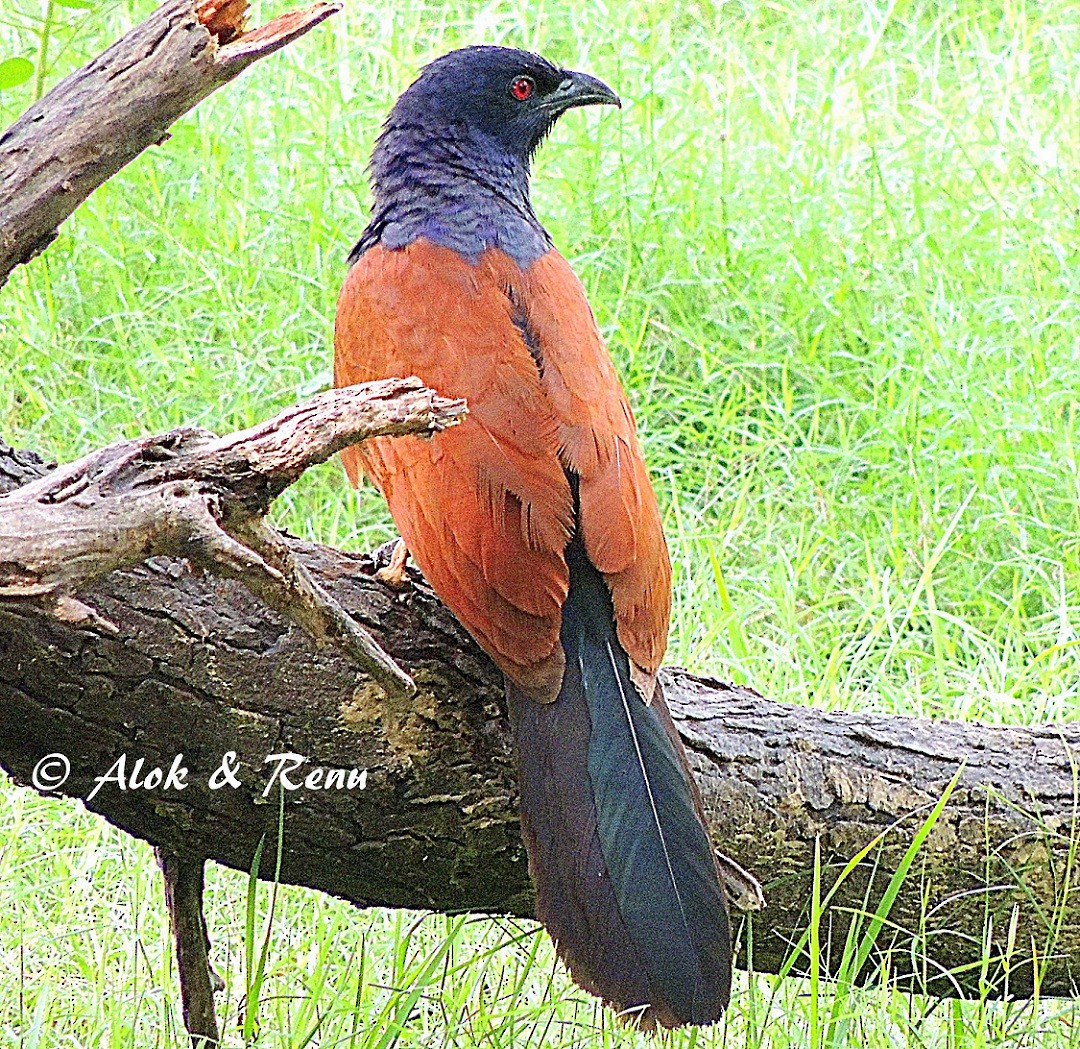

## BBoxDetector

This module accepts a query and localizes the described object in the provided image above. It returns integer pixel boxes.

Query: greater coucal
[334,45,731,1028]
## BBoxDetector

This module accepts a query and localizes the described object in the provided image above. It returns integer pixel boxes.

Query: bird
[334,45,731,1028]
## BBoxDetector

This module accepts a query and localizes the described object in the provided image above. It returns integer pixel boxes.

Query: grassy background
[4,0,1080,1044]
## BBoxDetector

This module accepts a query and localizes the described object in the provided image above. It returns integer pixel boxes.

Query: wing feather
[335,241,571,697]
[335,240,669,695]
[515,251,672,680]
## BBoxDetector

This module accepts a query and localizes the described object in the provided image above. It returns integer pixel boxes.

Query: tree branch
[0,0,340,285]
[157,849,220,1046]
[0,377,466,696]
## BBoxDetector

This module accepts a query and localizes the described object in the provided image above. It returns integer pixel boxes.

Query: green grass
[4,0,1080,1043]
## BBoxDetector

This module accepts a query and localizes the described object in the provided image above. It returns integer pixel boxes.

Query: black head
[353,46,621,266]
[387,45,620,163]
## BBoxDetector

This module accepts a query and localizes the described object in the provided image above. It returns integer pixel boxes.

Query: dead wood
[0,378,466,695]
[0,0,339,285]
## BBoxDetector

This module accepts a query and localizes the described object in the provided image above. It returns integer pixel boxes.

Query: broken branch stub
[0,0,340,285]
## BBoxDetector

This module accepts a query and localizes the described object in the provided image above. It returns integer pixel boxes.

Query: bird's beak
[546,70,622,112]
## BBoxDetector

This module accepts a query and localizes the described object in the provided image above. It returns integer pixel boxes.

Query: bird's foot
[715,850,765,912]
[374,538,411,591]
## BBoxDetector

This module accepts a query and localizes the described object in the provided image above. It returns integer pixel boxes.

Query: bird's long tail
[507,539,731,1028]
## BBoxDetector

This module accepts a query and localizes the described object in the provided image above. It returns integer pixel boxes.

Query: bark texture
[1,439,1079,1001]
[0,0,339,285]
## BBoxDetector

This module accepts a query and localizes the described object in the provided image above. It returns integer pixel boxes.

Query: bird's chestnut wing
[516,250,672,683]
[334,241,574,698]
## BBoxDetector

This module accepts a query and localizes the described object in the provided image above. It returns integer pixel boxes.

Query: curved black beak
[545,69,622,112]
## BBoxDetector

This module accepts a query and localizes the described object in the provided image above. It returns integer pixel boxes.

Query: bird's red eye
[510,76,535,101]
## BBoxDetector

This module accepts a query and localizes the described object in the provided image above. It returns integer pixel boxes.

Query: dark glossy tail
[507,541,731,1028]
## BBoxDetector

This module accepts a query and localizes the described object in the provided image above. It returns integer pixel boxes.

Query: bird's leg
[714,850,766,912]
[375,537,411,591]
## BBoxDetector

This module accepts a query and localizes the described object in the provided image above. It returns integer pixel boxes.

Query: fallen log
[0,378,468,1044]
[0,377,465,697]
[1,426,1078,1005]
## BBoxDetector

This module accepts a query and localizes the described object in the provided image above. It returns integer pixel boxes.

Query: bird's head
[383,45,621,166]
[355,46,620,264]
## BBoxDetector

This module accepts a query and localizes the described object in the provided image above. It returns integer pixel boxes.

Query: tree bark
[0,0,339,286]
[2,438,1079,1002]
[0,377,465,697]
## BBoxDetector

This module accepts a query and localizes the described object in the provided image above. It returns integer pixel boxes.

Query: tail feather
[508,540,731,1027]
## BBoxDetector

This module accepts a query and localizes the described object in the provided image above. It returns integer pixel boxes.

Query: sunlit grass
[4,0,1080,1043]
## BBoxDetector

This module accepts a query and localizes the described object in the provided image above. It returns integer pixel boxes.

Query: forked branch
[0,378,466,696]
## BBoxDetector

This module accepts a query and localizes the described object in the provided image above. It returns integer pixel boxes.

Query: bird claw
[374,538,411,592]
[714,850,765,912]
